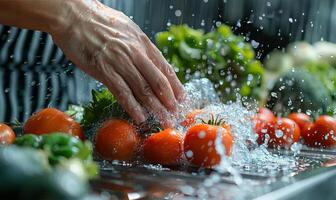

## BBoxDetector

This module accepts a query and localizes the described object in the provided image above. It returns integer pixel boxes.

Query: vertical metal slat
[22,70,33,122]
[0,69,5,122]
[8,66,19,122]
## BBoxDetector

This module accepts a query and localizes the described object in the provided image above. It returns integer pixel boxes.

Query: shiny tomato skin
[184,124,234,168]
[23,108,84,140]
[288,113,311,130]
[0,123,16,144]
[143,128,183,165]
[258,107,276,123]
[181,109,204,127]
[95,119,140,161]
[254,119,276,145]
[254,107,276,145]
[301,122,316,147]
[303,115,336,148]
[268,118,300,148]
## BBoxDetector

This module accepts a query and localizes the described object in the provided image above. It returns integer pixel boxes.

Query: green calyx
[199,113,226,126]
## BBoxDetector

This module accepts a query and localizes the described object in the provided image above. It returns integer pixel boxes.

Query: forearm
[0,0,74,34]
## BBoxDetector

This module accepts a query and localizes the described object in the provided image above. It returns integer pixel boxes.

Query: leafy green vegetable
[14,133,98,179]
[82,89,128,130]
[265,42,336,116]
[156,24,264,101]
[266,70,332,116]
[65,105,84,123]
[302,61,336,100]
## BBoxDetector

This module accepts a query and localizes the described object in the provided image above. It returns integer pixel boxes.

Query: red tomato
[143,128,183,165]
[302,115,336,148]
[300,122,315,142]
[301,122,315,146]
[184,124,234,168]
[258,107,276,123]
[254,107,276,144]
[288,113,311,130]
[95,119,140,161]
[23,108,84,140]
[181,109,204,127]
[0,123,16,144]
[268,118,300,148]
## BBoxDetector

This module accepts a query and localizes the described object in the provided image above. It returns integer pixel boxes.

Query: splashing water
[177,78,298,199]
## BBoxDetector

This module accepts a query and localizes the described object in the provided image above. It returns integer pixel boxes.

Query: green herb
[82,89,129,129]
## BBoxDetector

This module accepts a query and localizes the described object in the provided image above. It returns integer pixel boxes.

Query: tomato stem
[197,113,226,126]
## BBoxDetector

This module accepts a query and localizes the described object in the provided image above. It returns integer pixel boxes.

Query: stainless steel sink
[90,148,336,200]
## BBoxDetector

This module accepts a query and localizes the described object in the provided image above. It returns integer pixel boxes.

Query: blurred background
[1,0,336,122]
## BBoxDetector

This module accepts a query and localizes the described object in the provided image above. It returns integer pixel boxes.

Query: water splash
[178,78,298,199]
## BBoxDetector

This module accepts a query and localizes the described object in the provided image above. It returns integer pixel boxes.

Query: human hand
[51,0,185,127]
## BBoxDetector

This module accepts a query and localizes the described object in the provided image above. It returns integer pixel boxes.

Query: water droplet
[186,150,193,158]
[275,130,283,138]
[271,92,278,98]
[251,40,260,48]
[175,10,182,17]
[198,131,206,139]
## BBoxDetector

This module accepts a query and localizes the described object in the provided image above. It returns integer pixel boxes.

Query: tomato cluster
[94,111,234,168]
[3,105,334,170]
[1,107,234,169]
[254,108,336,149]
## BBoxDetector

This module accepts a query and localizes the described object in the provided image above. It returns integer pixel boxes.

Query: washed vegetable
[254,107,276,145]
[82,89,127,130]
[265,42,336,115]
[14,133,97,179]
[267,70,331,115]
[14,134,41,148]
[267,118,300,149]
[0,123,15,144]
[288,113,311,130]
[95,119,140,161]
[24,108,84,140]
[143,128,183,165]
[65,105,85,123]
[20,168,89,200]
[0,146,88,200]
[302,115,336,148]
[184,115,234,168]
[156,24,264,101]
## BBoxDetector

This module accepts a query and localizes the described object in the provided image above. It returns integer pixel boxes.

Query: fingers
[104,70,147,124]
[135,52,178,112]
[143,36,186,101]
[112,55,174,127]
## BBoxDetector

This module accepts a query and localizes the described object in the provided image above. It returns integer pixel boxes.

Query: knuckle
[164,63,175,76]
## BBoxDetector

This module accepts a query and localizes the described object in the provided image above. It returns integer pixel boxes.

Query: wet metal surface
[91,148,336,200]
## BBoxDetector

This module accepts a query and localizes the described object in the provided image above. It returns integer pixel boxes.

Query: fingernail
[169,101,178,113]
[177,91,187,103]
